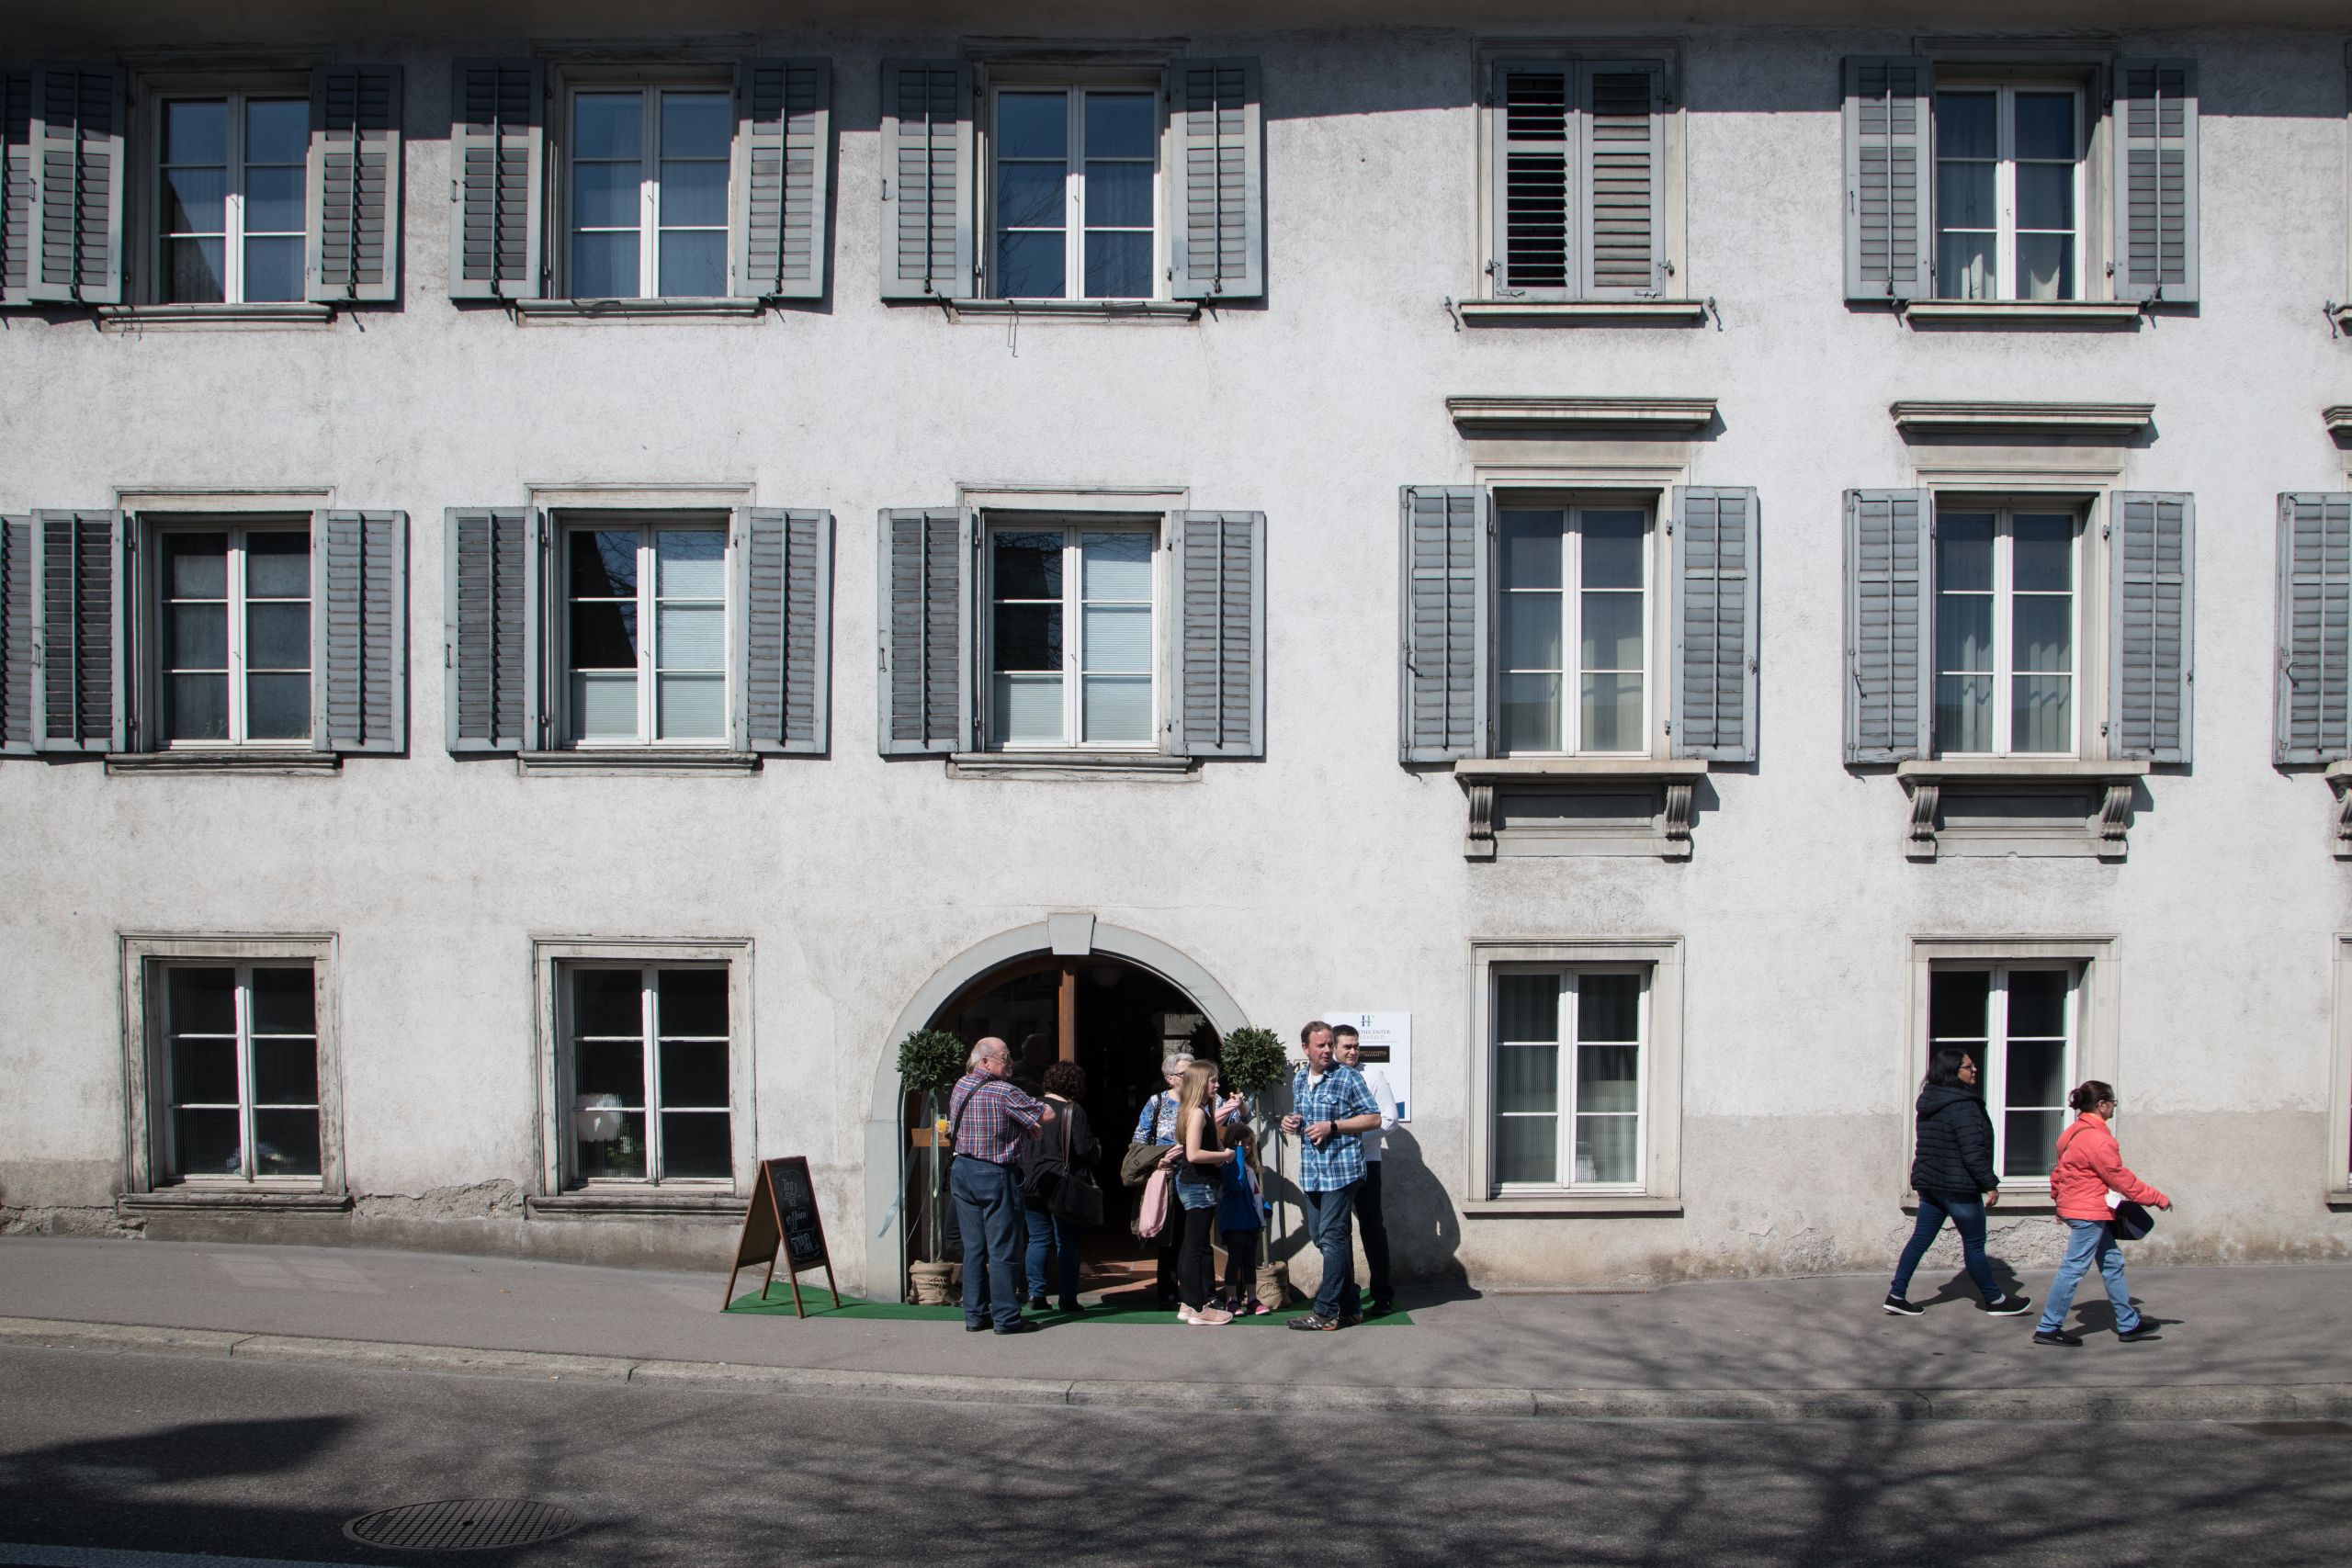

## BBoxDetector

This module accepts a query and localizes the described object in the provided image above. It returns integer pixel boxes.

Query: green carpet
[725,1286,1412,1326]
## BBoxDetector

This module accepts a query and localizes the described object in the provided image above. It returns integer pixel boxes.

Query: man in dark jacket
[1883,1046,2030,1316]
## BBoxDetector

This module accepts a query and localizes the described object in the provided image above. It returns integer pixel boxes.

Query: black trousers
[1354,1159,1394,1303]
[1221,1225,1261,1299]
[1178,1204,1219,1310]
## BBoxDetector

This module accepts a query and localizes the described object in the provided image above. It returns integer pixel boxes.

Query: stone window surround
[117,931,347,1210]
[2327,935,2352,1207]
[1463,937,1685,1216]
[528,936,757,1210]
[1902,933,2120,1213]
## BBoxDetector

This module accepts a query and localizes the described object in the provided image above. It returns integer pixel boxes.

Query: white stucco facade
[4,2,2351,1298]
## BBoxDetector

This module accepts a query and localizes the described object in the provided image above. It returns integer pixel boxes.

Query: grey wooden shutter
[1170,511,1265,759]
[1,515,31,754]
[2111,60,2198,305]
[27,64,125,304]
[1170,58,1263,300]
[1398,486,1489,763]
[740,507,832,756]
[2108,492,2193,764]
[877,507,973,754]
[1490,61,1573,300]
[2275,493,2352,766]
[1671,487,1759,762]
[447,60,544,300]
[733,58,831,301]
[878,61,971,301]
[2,71,32,305]
[1844,489,1931,763]
[1583,62,1664,299]
[307,65,402,303]
[32,508,122,751]
[1842,57,1931,302]
[315,510,408,754]
[443,508,540,752]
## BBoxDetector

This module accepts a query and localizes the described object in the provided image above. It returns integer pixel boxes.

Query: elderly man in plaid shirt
[947,1036,1054,1335]
[1280,1020,1384,1330]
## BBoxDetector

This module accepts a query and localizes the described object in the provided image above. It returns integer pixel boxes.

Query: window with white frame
[563,519,729,746]
[1932,84,2083,301]
[988,85,1159,300]
[566,85,732,299]
[154,523,312,744]
[1497,499,1651,754]
[157,963,322,1183]
[1933,504,2081,756]
[154,93,309,303]
[563,964,733,1184]
[1928,964,2076,1181]
[1491,967,1647,1189]
[986,521,1158,748]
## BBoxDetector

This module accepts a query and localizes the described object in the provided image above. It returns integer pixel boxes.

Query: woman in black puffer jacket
[1883,1045,2030,1317]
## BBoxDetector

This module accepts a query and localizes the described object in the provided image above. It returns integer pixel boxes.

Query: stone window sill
[1464,1194,1683,1217]
[2326,1188,2352,1212]
[513,297,766,321]
[96,302,337,331]
[1454,758,1707,861]
[948,750,1198,782]
[119,1188,350,1213]
[517,750,760,777]
[107,750,341,775]
[1895,760,2148,863]
[934,298,1202,323]
[1451,297,1709,327]
[527,1190,744,1217]
[1899,299,2143,329]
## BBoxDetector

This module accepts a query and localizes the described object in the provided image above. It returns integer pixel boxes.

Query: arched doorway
[863,919,1248,1303]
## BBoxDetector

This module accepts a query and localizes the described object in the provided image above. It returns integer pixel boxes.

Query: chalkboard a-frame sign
[724,1156,841,1317]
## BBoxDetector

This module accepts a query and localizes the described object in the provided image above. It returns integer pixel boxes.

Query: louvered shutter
[1842,57,1931,302]
[877,507,973,755]
[32,509,121,751]
[740,507,831,756]
[1170,511,1265,759]
[307,65,401,303]
[1398,486,1489,763]
[1583,62,1664,299]
[1,515,31,754]
[27,64,124,304]
[447,60,543,300]
[1490,61,1573,299]
[1845,489,1931,763]
[2,71,31,305]
[1170,58,1262,300]
[314,511,407,754]
[2107,493,2193,764]
[2275,493,2352,766]
[878,61,971,301]
[733,59,830,301]
[1671,488,1758,762]
[2111,60,2198,305]
[443,508,540,752]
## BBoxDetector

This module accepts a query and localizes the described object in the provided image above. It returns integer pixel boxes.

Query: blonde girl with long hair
[1172,1061,1236,1325]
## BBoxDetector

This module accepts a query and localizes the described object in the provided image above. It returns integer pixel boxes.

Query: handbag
[1136,1163,1173,1239]
[1027,1106,1105,1227]
[2110,1197,2156,1242]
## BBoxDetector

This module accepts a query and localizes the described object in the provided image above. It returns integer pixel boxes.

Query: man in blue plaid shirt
[1281,1020,1384,1330]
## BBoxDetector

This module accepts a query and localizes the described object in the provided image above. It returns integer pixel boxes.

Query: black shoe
[1337,1311,1364,1328]
[1369,1299,1395,1316]
[2032,1327,2082,1347]
[994,1319,1042,1336]
[2117,1323,2163,1343]
[1882,1294,1924,1316]
[1026,1296,1048,1312]
[1983,1293,2032,1316]
[1057,1299,1083,1314]
[1287,1313,1339,1332]
[964,1321,990,1333]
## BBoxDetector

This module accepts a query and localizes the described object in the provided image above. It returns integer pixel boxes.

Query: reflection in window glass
[992,87,1156,300]
[1933,85,2079,301]
[1498,503,1649,754]
[1491,970,1646,1190]
[988,524,1156,748]
[569,88,730,299]
[1934,508,2075,756]
[1928,965,2076,1181]
[162,964,319,1182]
[566,524,727,745]
[159,94,305,304]
[160,525,311,744]
[569,965,732,1183]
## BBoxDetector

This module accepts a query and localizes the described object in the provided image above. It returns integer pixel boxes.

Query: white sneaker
[1187,1304,1234,1325]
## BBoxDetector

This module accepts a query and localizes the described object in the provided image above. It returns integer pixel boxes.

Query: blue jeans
[951,1156,1025,1330]
[1890,1190,2000,1302]
[2037,1218,2140,1334]
[1023,1198,1081,1304]
[1304,1182,1360,1319]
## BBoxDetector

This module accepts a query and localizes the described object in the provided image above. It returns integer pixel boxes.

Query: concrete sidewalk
[3,1236,2347,1421]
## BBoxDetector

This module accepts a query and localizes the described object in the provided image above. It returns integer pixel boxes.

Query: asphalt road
[3,1345,2348,1568]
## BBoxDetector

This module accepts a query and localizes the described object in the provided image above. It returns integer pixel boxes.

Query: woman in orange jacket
[2032,1080,2172,1347]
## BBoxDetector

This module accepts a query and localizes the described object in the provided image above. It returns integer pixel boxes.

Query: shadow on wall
[1258,1124,1470,1299]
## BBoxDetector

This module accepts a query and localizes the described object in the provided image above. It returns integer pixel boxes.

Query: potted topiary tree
[1217,1026,1292,1306]
[897,1028,967,1304]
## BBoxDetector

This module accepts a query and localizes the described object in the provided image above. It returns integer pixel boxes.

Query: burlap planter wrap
[909,1260,956,1304]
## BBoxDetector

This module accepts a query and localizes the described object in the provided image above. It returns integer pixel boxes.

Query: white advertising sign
[1322,1010,1411,1122]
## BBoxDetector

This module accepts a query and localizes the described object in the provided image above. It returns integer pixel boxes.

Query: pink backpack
[1136,1163,1173,1238]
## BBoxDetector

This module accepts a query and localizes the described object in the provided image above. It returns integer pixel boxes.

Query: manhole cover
[345,1498,582,1551]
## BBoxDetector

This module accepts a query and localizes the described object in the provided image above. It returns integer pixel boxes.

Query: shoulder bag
[1121,1092,1169,1188]
[1033,1109,1105,1227]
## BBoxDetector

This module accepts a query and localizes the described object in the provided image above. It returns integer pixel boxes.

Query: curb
[5,1315,2348,1424]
